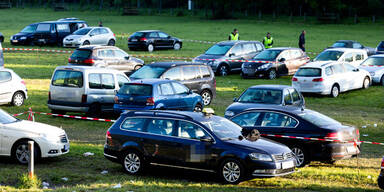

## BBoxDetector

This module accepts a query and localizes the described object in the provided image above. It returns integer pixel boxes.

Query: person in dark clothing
[98,21,103,27]
[299,30,306,52]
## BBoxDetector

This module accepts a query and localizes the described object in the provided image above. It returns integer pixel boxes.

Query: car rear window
[361,57,384,66]
[71,49,92,59]
[314,50,343,61]
[52,70,83,88]
[36,24,51,32]
[295,68,321,77]
[238,89,282,104]
[118,84,152,96]
[378,41,384,51]
[331,42,347,48]
[298,110,341,127]
[130,65,167,79]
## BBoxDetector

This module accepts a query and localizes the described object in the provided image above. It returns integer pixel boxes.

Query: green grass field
[0,8,384,191]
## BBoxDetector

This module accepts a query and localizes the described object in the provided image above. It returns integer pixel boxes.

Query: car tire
[268,69,277,79]
[291,145,309,167]
[173,42,181,50]
[12,92,24,106]
[12,140,40,164]
[362,77,370,89]
[378,175,384,190]
[121,150,145,175]
[219,158,245,184]
[107,39,115,46]
[217,64,229,76]
[87,103,101,117]
[330,85,339,98]
[193,103,203,112]
[82,40,90,46]
[134,65,142,71]
[200,89,212,106]
[147,44,154,52]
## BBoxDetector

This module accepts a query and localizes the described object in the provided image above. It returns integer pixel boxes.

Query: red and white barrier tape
[12,111,116,123]
[130,54,193,60]
[194,58,276,64]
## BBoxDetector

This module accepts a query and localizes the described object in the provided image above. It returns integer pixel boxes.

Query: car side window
[117,74,129,87]
[101,74,115,89]
[353,43,362,49]
[146,119,175,136]
[114,50,127,58]
[182,66,200,80]
[162,67,182,81]
[230,44,243,55]
[344,64,356,72]
[159,83,174,95]
[148,32,159,38]
[100,28,109,34]
[158,32,169,38]
[331,64,345,74]
[283,89,292,105]
[261,112,298,128]
[243,43,257,54]
[88,73,115,89]
[355,53,364,61]
[255,43,263,51]
[231,112,261,127]
[121,118,146,132]
[289,89,301,103]
[57,24,70,32]
[105,50,115,58]
[291,50,302,59]
[177,121,207,140]
[0,71,12,82]
[325,66,333,76]
[343,53,354,62]
[278,50,291,60]
[172,82,188,94]
[200,66,211,78]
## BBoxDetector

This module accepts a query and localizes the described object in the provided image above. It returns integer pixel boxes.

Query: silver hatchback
[63,27,116,48]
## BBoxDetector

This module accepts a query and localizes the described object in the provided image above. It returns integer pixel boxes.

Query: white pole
[28,141,34,178]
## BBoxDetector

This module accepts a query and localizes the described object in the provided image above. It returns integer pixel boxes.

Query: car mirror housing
[125,56,130,60]
[229,53,235,57]
[285,100,293,105]
[167,36,171,38]
[188,89,193,94]
[200,136,213,142]
[353,68,360,72]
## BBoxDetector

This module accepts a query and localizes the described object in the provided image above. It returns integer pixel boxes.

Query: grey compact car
[193,41,264,76]
[359,55,384,85]
[63,27,116,47]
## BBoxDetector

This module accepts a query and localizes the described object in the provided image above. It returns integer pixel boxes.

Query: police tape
[12,111,116,123]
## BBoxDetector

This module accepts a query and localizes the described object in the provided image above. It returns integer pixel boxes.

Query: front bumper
[241,67,268,78]
[40,140,70,158]
[63,41,81,48]
[246,158,296,178]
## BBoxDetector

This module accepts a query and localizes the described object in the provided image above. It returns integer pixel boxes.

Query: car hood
[13,32,33,37]
[225,102,282,117]
[64,35,84,40]
[243,61,271,68]
[224,137,291,154]
[130,57,144,64]
[193,54,224,63]
[7,120,66,136]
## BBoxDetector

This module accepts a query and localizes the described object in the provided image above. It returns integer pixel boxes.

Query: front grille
[60,134,68,143]
[272,152,294,161]
[276,167,295,174]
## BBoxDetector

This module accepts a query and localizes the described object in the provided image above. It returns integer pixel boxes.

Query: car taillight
[356,129,359,136]
[113,33,115,37]
[114,96,119,104]
[325,132,341,141]
[312,78,323,82]
[381,157,384,168]
[146,97,155,106]
[68,57,73,63]
[106,130,113,146]
[83,59,94,64]
[48,91,51,101]
[139,37,147,41]
[81,94,87,103]
[292,77,298,81]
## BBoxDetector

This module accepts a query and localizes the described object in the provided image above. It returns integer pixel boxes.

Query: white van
[48,66,129,116]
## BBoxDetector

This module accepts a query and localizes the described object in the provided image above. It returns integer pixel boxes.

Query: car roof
[266,47,300,51]
[216,40,261,46]
[129,78,175,85]
[38,20,86,24]
[121,110,220,123]
[248,84,293,90]
[147,61,207,68]
[136,30,161,33]
[335,40,357,43]
[325,48,367,53]
[234,105,305,115]
[301,61,337,68]
[77,45,119,50]
[54,65,123,73]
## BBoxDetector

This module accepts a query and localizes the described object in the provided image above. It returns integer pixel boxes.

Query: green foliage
[18,173,41,189]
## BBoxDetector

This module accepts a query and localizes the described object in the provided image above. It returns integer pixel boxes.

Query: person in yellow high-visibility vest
[228,29,239,40]
[262,32,274,49]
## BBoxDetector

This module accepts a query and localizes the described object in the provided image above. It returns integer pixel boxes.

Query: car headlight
[249,153,273,161]
[258,63,272,70]
[225,110,234,117]
[370,71,375,76]
[20,36,27,40]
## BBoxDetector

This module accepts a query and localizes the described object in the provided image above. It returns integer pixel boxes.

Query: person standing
[98,21,103,27]
[229,29,239,41]
[263,32,273,49]
[299,30,306,52]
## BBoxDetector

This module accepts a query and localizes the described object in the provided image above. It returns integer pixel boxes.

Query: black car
[0,32,3,43]
[104,110,296,184]
[327,40,376,56]
[226,105,360,167]
[130,62,216,106]
[10,18,87,46]
[0,32,3,67]
[193,41,264,76]
[376,41,384,54]
[378,156,384,190]
[128,30,182,52]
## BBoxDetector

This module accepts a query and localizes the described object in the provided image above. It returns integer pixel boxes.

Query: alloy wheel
[173,43,181,50]
[292,147,305,167]
[147,44,154,52]
[12,92,24,106]
[331,85,339,98]
[268,69,277,79]
[124,153,141,174]
[201,90,212,105]
[15,143,30,164]
[219,65,228,76]
[363,77,370,89]
[222,161,241,183]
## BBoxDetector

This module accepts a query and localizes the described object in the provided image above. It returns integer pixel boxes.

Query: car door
[103,49,119,68]
[227,44,244,70]
[289,88,304,107]
[171,82,194,111]
[0,71,13,103]
[56,23,71,43]
[87,73,116,112]
[158,32,173,48]
[99,28,110,45]
[158,83,179,110]
[89,28,101,44]
[148,32,160,47]
[180,65,201,93]
[276,50,291,75]
[344,63,364,89]
[114,49,134,72]
[330,64,349,92]
[291,49,308,74]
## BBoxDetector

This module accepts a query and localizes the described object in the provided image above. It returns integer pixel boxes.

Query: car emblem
[129,97,133,101]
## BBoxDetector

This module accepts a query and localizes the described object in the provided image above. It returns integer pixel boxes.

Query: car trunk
[68,49,93,65]
[116,84,153,107]
[293,68,323,89]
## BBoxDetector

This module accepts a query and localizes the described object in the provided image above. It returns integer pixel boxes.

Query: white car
[292,61,371,97]
[313,48,368,67]
[0,68,28,106]
[63,27,116,48]
[359,55,384,85]
[0,109,69,164]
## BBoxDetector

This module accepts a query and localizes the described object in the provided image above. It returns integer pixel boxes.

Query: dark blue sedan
[113,79,203,113]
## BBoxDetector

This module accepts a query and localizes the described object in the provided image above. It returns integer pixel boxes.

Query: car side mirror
[200,136,213,143]
[188,89,193,94]
[233,97,238,102]
[229,53,235,57]
[353,68,359,72]
[124,56,130,60]
[279,58,286,62]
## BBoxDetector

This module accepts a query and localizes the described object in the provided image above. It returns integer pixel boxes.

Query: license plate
[282,160,295,169]
[346,146,356,153]
[131,39,137,42]
[12,40,18,43]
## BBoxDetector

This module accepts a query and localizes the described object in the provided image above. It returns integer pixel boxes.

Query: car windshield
[331,42,347,48]
[202,117,242,140]
[238,88,282,104]
[118,84,152,96]
[0,109,18,124]
[130,65,167,79]
[73,28,91,35]
[298,110,341,127]
[295,68,322,77]
[361,57,384,66]
[204,44,232,55]
[253,50,282,61]
[21,24,37,33]
[314,50,343,61]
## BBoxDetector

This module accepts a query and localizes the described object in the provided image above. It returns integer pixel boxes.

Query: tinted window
[378,41,384,51]
[146,119,175,136]
[243,43,257,54]
[325,66,333,76]
[253,50,282,61]
[295,68,321,77]
[298,110,341,127]
[205,44,232,55]
[343,53,354,62]
[114,50,127,58]
[57,24,70,32]
[231,112,261,127]
[121,118,146,131]
[182,66,200,80]
[21,24,37,33]
[159,83,174,95]
[158,32,168,38]
[283,89,292,104]
[148,32,159,38]
[238,88,282,104]
[73,28,91,35]
[290,89,301,103]
[331,42,347,48]
[52,70,83,87]
[172,82,188,94]
[261,112,298,127]
[118,84,152,96]
[88,73,115,89]
[255,43,263,51]
[117,74,129,87]
[331,64,344,74]
[0,71,11,82]
[178,121,207,140]
[130,32,145,37]
[130,65,167,79]
[230,44,243,55]
[353,43,362,49]
[100,28,109,34]
[360,57,384,66]
[355,53,364,61]
[202,117,242,139]
[36,24,51,32]
[71,49,91,59]
[162,67,182,80]
[200,66,211,78]
[314,50,343,61]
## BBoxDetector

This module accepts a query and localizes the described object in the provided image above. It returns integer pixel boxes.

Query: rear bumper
[48,100,90,112]
[113,104,155,113]
[326,142,360,160]
[104,145,120,163]
[292,83,330,95]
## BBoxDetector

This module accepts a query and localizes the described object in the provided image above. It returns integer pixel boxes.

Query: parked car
[313,48,368,67]
[104,110,296,184]
[114,79,203,113]
[0,68,28,106]
[48,66,129,116]
[225,85,304,117]
[0,32,3,43]
[0,32,3,68]
[193,41,264,76]
[63,27,116,48]
[0,109,69,164]
[359,55,384,86]
[241,47,309,79]
[292,61,371,97]
[127,30,182,52]
[378,156,384,190]
[10,18,87,46]
[376,41,384,54]
[227,105,360,167]
[68,45,144,74]
[130,62,216,106]
[327,40,376,56]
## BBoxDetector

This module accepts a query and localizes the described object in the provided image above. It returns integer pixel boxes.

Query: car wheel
[330,85,339,98]
[107,39,115,46]
[173,42,181,50]
[378,175,384,190]
[147,44,154,52]
[87,103,101,117]
[268,69,277,79]
[193,103,203,112]
[121,150,145,175]
[12,140,40,164]
[201,89,212,106]
[362,77,370,89]
[219,158,244,184]
[82,40,90,46]
[12,92,24,106]
[291,146,309,167]
[134,65,142,71]
[218,65,229,76]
